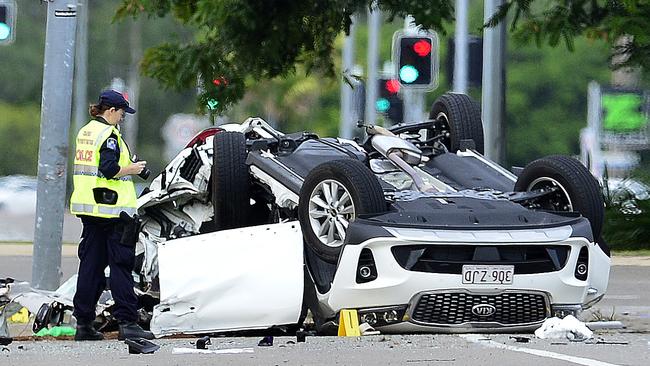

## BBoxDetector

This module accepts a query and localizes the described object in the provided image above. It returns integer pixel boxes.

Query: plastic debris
[534,315,593,341]
[359,322,380,336]
[258,335,273,346]
[34,326,76,337]
[171,347,254,355]
[125,338,160,354]
[8,307,29,323]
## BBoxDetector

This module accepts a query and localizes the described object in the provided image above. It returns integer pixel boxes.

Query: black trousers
[72,216,138,324]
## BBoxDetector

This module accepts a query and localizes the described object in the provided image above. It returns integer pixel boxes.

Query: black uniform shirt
[94,117,121,180]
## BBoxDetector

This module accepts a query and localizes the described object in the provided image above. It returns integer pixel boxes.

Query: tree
[488,0,650,70]
[116,0,455,112]
[116,0,649,112]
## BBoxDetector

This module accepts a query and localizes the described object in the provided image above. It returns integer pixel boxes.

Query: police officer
[70,90,153,341]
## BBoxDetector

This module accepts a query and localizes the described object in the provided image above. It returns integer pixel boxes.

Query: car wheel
[298,159,385,264]
[428,92,484,154]
[212,131,250,230]
[514,155,604,239]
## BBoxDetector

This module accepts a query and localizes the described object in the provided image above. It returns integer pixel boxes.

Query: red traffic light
[385,79,400,94]
[413,40,431,57]
[212,77,229,86]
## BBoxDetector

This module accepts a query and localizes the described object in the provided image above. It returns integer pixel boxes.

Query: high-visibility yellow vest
[70,120,137,218]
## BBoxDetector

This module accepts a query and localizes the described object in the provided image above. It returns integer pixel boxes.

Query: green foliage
[603,201,650,250]
[506,37,611,166]
[116,0,458,112]
[0,103,41,176]
[491,0,650,70]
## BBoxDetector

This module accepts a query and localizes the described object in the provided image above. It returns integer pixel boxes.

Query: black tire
[428,92,484,154]
[298,159,385,263]
[212,131,250,230]
[514,155,605,239]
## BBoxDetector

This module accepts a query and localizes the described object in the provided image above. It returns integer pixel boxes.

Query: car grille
[410,291,549,326]
[392,245,570,274]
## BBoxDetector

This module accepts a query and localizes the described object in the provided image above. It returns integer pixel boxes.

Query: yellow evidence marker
[338,309,361,336]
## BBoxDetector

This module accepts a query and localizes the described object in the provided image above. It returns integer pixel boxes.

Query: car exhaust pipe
[388,152,437,193]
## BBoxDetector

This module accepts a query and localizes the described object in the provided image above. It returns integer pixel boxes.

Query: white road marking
[460,334,623,366]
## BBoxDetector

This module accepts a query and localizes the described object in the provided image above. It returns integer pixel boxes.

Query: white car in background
[0,175,37,215]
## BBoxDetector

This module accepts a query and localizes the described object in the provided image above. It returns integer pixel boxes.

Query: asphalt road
[2,332,649,365]
[1,248,650,365]
[2,212,650,365]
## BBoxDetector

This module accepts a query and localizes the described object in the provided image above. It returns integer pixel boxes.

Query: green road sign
[602,92,647,132]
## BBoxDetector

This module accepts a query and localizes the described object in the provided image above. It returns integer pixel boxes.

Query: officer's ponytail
[89,103,111,117]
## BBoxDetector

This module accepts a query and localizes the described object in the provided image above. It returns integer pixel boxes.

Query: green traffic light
[399,65,418,84]
[0,23,9,40]
[376,98,390,112]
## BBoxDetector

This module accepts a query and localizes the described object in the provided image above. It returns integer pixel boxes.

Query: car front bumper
[319,226,611,332]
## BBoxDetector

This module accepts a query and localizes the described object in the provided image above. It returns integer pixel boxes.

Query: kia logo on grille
[471,304,496,317]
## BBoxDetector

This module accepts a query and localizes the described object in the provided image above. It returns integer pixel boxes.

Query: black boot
[74,322,104,341]
[118,321,154,340]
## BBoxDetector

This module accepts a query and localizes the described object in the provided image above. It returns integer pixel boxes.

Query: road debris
[258,335,273,346]
[359,322,380,336]
[296,330,306,343]
[125,337,160,354]
[534,315,593,341]
[196,335,211,349]
[509,336,530,343]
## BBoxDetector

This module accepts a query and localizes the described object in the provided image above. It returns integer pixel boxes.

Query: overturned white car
[135,93,610,335]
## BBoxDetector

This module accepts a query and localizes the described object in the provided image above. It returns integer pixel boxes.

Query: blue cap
[98,90,136,114]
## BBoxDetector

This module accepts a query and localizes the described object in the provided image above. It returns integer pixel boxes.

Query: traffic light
[0,0,16,46]
[393,32,438,89]
[376,78,403,124]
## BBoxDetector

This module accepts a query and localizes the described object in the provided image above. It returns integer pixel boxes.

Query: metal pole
[124,18,142,152]
[365,3,380,126]
[340,15,356,139]
[33,0,78,290]
[586,81,604,179]
[402,16,426,124]
[481,0,506,163]
[453,0,469,93]
[73,0,87,132]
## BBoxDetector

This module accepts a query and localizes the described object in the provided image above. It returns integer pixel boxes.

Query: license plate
[462,265,514,285]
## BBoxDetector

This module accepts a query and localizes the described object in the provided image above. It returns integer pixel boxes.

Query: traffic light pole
[482,0,507,164]
[402,16,426,124]
[73,0,88,133]
[453,0,469,94]
[365,3,380,126]
[32,0,77,290]
[339,15,357,139]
